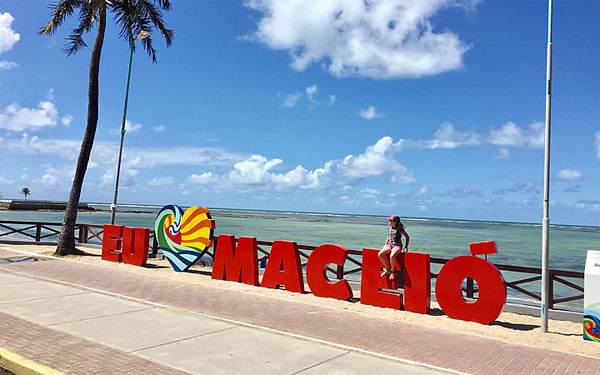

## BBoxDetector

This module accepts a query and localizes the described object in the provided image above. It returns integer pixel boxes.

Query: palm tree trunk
[55,5,106,256]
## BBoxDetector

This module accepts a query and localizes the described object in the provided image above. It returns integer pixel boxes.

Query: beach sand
[3,243,599,359]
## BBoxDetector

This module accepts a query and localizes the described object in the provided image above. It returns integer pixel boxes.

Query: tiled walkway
[0,246,598,374]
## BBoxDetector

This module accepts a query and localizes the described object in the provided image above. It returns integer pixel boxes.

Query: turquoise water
[1,206,598,309]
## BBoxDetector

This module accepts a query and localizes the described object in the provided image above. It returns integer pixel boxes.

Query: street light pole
[541,0,553,333]
[110,31,150,225]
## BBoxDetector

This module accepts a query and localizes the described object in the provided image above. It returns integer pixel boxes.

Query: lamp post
[540,0,553,333]
[110,30,150,225]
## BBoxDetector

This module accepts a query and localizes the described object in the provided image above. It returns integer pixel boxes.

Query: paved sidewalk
[0,246,598,374]
[0,247,444,375]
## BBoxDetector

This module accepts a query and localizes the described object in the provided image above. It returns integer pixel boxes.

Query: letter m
[211,235,259,286]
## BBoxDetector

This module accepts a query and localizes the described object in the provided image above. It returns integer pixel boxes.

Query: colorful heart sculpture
[155,205,215,272]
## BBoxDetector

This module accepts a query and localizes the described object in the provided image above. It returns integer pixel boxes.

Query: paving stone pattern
[0,311,188,375]
[1,250,599,374]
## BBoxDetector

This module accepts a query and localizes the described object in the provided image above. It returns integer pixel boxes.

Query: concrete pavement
[0,247,446,375]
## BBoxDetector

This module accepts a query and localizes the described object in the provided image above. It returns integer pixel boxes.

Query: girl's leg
[389,246,402,280]
[378,245,392,276]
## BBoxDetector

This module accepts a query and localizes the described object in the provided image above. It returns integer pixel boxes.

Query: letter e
[102,224,123,263]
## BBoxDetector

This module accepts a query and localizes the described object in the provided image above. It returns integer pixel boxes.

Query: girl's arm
[402,230,410,251]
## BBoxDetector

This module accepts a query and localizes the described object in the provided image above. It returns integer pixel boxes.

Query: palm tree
[21,187,31,200]
[41,0,173,256]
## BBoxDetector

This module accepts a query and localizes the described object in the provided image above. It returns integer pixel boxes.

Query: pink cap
[387,215,399,221]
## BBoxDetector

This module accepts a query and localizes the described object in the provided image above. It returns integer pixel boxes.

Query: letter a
[261,241,304,293]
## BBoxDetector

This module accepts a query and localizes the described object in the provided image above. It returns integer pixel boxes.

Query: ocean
[1,205,598,310]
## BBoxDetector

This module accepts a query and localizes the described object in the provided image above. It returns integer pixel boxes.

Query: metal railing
[0,220,584,310]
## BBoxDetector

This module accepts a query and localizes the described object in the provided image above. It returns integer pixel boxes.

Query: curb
[0,348,63,375]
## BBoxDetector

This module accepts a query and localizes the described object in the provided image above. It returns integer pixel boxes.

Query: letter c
[306,244,353,300]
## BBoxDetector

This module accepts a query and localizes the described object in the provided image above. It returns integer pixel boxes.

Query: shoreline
[1,202,599,229]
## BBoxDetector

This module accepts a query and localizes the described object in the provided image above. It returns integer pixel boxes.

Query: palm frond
[111,0,140,47]
[110,0,173,62]
[40,0,85,35]
[154,0,171,11]
[65,5,98,56]
[137,0,174,47]
[141,34,158,63]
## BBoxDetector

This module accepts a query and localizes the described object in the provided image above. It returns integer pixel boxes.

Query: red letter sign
[102,224,123,262]
[360,248,401,309]
[435,256,506,324]
[469,241,497,256]
[306,244,353,300]
[403,252,431,314]
[121,227,149,267]
[212,235,259,286]
[261,241,304,293]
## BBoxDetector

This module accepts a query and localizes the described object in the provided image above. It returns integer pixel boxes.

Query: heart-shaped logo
[155,205,215,272]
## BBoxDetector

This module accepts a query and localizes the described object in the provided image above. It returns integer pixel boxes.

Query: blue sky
[0,0,598,225]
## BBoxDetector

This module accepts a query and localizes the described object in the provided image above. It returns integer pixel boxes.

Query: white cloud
[488,121,544,149]
[148,176,174,187]
[339,136,414,183]
[0,61,16,70]
[492,148,511,160]
[281,92,302,107]
[359,105,383,120]
[40,172,58,186]
[360,188,381,199]
[111,119,142,134]
[395,121,543,151]
[395,122,479,150]
[101,170,114,186]
[493,180,538,195]
[187,136,415,192]
[61,114,73,126]
[0,101,59,132]
[35,164,75,188]
[595,132,600,161]
[0,175,14,185]
[305,85,318,101]
[575,200,600,212]
[153,125,166,133]
[327,95,336,106]
[0,134,245,174]
[245,0,473,79]
[0,13,19,53]
[556,169,583,181]
[188,172,220,186]
[126,120,142,133]
[447,188,483,198]
[417,186,429,196]
[0,13,19,71]
[0,90,73,132]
